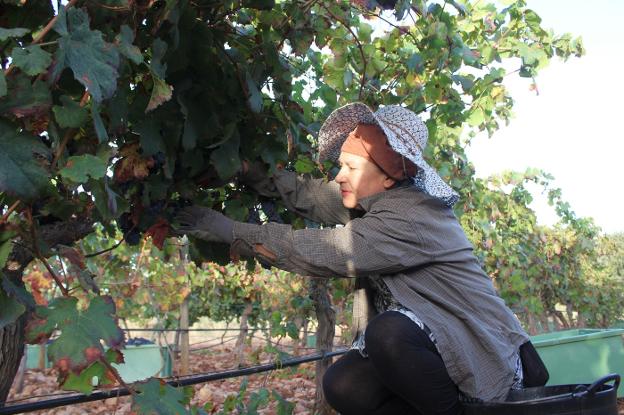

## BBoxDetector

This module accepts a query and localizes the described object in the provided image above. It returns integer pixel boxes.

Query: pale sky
[466,0,624,234]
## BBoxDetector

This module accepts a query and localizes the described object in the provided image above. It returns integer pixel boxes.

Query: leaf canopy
[0,120,51,200]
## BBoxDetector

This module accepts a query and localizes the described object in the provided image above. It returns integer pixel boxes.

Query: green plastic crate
[26,343,172,382]
[112,344,172,382]
[531,328,624,397]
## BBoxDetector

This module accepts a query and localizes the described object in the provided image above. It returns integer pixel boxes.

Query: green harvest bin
[112,344,172,382]
[26,344,172,382]
[25,344,51,369]
[531,328,624,397]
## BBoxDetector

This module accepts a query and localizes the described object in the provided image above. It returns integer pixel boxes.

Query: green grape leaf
[0,76,51,119]
[245,72,263,113]
[59,154,107,183]
[0,120,51,200]
[91,101,109,143]
[150,38,168,79]
[116,25,143,65]
[52,95,88,128]
[242,0,275,10]
[209,127,241,180]
[26,296,124,373]
[0,27,30,41]
[55,8,120,103]
[0,285,26,330]
[1,273,35,310]
[132,379,191,415]
[0,71,5,97]
[0,230,15,269]
[11,45,52,76]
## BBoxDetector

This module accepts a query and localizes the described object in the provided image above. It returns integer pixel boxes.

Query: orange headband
[340,124,417,180]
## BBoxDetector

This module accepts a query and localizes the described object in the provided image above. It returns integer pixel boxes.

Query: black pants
[323,311,463,415]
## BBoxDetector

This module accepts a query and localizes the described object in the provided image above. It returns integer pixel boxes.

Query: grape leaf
[11,45,52,76]
[116,25,143,65]
[132,379,191,415]
[150,38,168,79]
[91,101,109,143]
[0,285,25,330]
[55,8,120,103]
[144,218,170,250]
[26,296,124,373]
[59,154,107,183]
[52,95,88,128]
[0,71,7,97]
[1,273,36,309]
[0,230,15,269]
[0,76,51,119]
[209,127,241,180]
[0,27,30,41]
[0,120,51,200]
[146,74,173,112]
[62,349,121,394]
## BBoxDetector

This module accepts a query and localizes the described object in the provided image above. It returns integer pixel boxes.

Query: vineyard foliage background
[0,0,622,412]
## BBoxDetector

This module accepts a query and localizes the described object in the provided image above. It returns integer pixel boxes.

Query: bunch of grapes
[117,212,141,246]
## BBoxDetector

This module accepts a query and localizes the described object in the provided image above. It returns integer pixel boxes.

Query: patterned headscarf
[318,103,459,207]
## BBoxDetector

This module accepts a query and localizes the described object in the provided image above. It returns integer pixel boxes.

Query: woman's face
[334,152,395,209]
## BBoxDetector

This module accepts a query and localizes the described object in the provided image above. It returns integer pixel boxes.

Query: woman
[176,103,546,414]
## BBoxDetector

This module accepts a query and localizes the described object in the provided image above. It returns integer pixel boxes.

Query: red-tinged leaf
[26,296,125,373]
[61,349,122,394]
[145,218,170,250]
[23,269,52,306]
[132,379,192,415]
[145,74,173,112]
[113,142,155,183]
[24,317,49,344]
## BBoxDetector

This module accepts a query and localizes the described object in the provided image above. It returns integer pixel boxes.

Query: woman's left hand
[174,206,234,243]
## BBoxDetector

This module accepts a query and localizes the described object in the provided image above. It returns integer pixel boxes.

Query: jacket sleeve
[246,169,352,226]
[230,210,434,278]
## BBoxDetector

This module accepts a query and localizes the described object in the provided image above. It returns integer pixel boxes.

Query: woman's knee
[322,363,355,412]
[364,311,411,356]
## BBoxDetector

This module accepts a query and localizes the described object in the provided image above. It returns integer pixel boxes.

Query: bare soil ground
[6,342,320,414]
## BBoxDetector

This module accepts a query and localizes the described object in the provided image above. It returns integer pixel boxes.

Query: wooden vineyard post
[38,344,46,370]
[180,297,190,375]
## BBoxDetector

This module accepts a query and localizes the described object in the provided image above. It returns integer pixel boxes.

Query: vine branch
[0,200,21,225]
[26,208,70,297]
[85,238,124,258]
[320,4,368,100]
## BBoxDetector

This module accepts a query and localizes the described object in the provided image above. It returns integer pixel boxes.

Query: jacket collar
[356,183,413,212]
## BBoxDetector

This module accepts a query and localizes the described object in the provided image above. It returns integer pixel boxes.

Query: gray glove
[174,206,234,244]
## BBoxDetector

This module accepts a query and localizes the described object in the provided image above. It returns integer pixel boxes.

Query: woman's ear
[383,176,396,189]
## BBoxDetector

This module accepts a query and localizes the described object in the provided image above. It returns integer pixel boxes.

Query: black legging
[323,311,463,415]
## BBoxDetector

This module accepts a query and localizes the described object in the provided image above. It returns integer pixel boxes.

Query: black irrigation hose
[0,349,348,415]
[124,328,318,334]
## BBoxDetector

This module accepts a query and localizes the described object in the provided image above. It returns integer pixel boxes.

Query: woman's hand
[174,206,234,244]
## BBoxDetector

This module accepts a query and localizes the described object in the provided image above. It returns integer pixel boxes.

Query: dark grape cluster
[246,206,262,224]
[146,199,166,216]
[261,201,283,223]
[118,212,141,246]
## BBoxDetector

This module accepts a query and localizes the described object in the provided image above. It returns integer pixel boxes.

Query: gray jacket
[231,170,529,400]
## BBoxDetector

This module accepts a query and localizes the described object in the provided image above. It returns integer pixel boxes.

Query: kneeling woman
[176,103,544,415]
